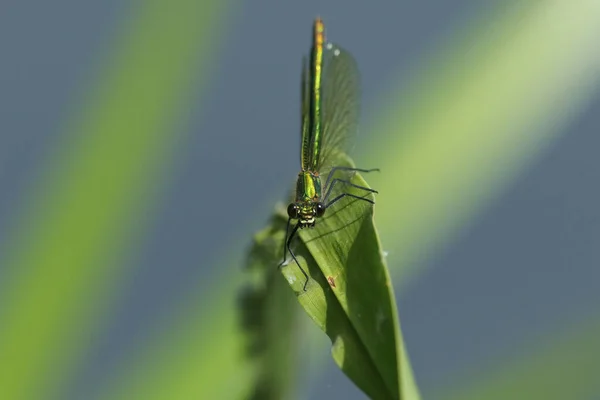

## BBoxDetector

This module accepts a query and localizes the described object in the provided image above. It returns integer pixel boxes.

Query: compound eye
[287,203,299,219]
[315,202,326,217]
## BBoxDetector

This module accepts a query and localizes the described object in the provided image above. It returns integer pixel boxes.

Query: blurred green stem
[0,1,229,399]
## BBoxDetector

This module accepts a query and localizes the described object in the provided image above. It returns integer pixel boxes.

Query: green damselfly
[281,17,378,291]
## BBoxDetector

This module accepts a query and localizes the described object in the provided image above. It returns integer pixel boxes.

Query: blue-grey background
[1,1,598,399]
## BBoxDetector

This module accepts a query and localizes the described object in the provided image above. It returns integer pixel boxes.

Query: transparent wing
[316,42,361,173]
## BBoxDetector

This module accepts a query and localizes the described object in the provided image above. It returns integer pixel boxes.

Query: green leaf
[366,0,600,286]
[249,155,420,400]
[238,222,302,400]
[0,0,229,399]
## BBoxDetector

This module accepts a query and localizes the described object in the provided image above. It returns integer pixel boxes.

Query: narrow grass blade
[366,0,600,285]
[0,0,227,398]
[238,222,302,400]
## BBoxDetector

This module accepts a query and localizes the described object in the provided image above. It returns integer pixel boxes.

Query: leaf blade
[278,155,420,400]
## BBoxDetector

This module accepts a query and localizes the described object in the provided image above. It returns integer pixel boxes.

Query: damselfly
[281,17,378,291]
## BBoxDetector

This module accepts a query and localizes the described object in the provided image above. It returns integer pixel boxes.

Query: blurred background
[1,0,600,399]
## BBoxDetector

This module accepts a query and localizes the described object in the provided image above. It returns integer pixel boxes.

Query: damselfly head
[287,201,326,228]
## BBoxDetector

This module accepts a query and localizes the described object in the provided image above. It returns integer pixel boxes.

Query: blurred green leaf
[0,0,229,399]
[238,221,302,400]
[366,0,600,285]
[100,281,254,400]
[439,317,600,400]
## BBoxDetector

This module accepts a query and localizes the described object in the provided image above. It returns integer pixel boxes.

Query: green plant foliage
[365,0,600,287]
[239,222,302,400]
[242,155,420,400]
[0,0,229,399]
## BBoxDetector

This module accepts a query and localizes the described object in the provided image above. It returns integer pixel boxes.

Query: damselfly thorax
[287,171,325,228]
